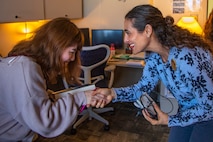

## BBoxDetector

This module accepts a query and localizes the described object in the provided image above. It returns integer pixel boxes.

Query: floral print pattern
[113,46,213,127]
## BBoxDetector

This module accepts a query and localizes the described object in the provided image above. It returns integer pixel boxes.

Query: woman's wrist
[111,88,117,99]
[84,91,91,105]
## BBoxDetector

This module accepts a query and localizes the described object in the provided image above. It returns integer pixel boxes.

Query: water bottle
[110,43,115,58]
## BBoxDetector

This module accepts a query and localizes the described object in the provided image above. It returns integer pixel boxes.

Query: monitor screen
[79,28,90,46]
[92,29,124,49]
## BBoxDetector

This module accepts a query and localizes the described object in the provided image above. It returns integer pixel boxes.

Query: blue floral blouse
[113,46,213,127]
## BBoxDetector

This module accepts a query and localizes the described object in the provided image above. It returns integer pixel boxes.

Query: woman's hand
[84,88,114,108]
[142,102,168,125]
[47,89,56,101]
[92,88,115,108]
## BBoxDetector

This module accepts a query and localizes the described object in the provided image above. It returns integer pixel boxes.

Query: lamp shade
[176,16,203,35]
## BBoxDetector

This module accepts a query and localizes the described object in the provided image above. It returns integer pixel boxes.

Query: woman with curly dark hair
[0,17,99,141]
[204,9,213,44]
[94,5,213,142]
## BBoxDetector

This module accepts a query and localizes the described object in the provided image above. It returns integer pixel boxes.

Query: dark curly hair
[204,9,213,43]
[125,4,212,54]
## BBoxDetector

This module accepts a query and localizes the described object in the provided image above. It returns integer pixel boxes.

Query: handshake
[85,87,115,108]
[84,86,169,126]
[52,84,115,108]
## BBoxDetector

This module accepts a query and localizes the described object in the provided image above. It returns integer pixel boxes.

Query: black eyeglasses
[140,93,157,119]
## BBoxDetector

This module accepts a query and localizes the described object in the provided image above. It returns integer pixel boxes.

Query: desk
[107,58,144,87]
[108,50,145,68]
[108,59,144,68]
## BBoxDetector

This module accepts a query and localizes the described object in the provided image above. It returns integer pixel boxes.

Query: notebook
[113,52,145,60]
[113,54,130,60]
[53,84,96,99]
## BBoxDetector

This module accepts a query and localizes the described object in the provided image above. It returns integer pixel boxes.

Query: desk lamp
[176,16,203,35]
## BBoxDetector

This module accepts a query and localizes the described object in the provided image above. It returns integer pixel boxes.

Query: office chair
[70,44,115,134]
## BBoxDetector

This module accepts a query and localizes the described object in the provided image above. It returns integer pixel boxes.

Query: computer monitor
[92,29,124,49]
[79,28,90,46]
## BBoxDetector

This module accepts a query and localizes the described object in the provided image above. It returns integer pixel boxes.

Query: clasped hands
[85,88,114,108]
[85,88,168,126]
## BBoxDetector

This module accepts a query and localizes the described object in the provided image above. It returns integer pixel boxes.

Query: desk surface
[108,49,145,68]
[108,58,144,68]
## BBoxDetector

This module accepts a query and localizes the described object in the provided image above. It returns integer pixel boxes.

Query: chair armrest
[104,65,116,88]
[104,65,116,72]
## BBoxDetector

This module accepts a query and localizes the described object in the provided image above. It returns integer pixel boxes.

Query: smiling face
[124,19,152,54]
[61,45,78,63]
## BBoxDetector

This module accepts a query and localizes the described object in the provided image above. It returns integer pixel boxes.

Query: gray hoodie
[0,56,86,141]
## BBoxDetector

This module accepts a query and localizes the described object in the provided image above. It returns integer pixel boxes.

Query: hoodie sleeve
[14,57,86,137]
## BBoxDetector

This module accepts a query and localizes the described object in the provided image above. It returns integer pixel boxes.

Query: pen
[79,105,86,113]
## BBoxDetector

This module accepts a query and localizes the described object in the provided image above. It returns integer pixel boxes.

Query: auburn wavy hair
[8,17,83,85]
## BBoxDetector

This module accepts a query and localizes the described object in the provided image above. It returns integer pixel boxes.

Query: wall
[72,0,149,29]
[0,0,149,57]
[153,0,207,28]
[72,0,208,29]
[0,0,208,57]
[0,21,45,57]
[207,0,213,17]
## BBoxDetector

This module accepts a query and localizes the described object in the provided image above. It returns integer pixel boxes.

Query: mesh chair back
[80,44,110,87]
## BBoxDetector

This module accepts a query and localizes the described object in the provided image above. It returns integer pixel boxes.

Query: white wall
[0,23,27,57]
[72,0,149,29]
[0,21,44,57]
[0,0,208,56]
[207,0,213,17]
[0,0,149,57]
[153,0,207,28]
[72,0,207,29]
